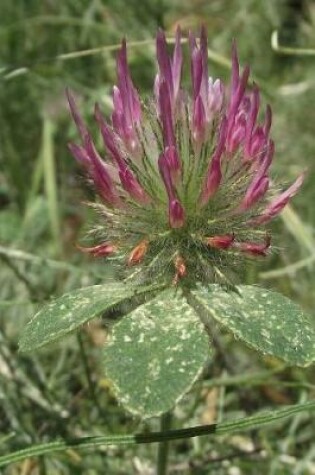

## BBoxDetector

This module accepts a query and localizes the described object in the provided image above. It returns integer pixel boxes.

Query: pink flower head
[67,28,304,285]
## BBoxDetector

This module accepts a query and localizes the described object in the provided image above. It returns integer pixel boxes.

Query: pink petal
[156,29,174,97]
[95,103,126,169]
[236,236,271,257]
[119,168,150,204]
[66,88,88,141]
[200,117,227,206]
[171,26,183,100]
[84,134,121,207]
[159,80,176,147]
[77,242,116,257]
[206,234,234,249]
[192,94,206,144]
[68,142,90,167]
[169,198,185,228]
[255,173,305,224]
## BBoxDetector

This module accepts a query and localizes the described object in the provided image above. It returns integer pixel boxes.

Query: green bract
[20,282,315,417]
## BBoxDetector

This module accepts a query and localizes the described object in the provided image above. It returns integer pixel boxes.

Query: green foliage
[20,280,314,419]
[103,289,210,417]
[19,282,164,352]
[190,284,315,367]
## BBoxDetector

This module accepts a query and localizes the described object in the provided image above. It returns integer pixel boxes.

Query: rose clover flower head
[67,27,304,286]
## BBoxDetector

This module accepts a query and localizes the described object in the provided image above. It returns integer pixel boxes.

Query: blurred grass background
[1,0,315,473]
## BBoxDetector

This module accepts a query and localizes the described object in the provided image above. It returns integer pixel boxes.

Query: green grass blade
[0,400,314,468]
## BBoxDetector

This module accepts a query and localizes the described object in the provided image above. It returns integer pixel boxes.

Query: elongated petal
[66,88,88,141]
[68,140,119,182]
[159,152,185,228]
[227,64,250,135]
[256,140,274,175]
[156,29,174,97]
[200,117,227,205]
[95,104,125,167]
[199,25,209,106]
[158,152,175,200]
[119,168,150,204]
[239,141,274,210]
[77,242,116,257]
[231,40,240,95]
[255,173,305,224]
[208,78,224,113]
[159,80,176,147]
[169,198,185,228]
[190,42,203,99]
[263,105,272,137]
[130,83,141,122]
[115,39,141,146]
[241,176,269,211]
[206,234,234,249]
[84,134,121,206]
[164,145,181,180]
[172,26,183,100]
[112,86,123,115]
[117,40,137,122]
[244,85,260,158]
[68,142,90,167]
[200,156,221,206]
[226,115,246,153]
[192,94,206,143]
[248,127,267,158]
[236,236,271,256]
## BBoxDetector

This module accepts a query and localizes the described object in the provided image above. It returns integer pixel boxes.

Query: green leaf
[19,282,163,352]
[103,289,210,418]
[190,284,315,367]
